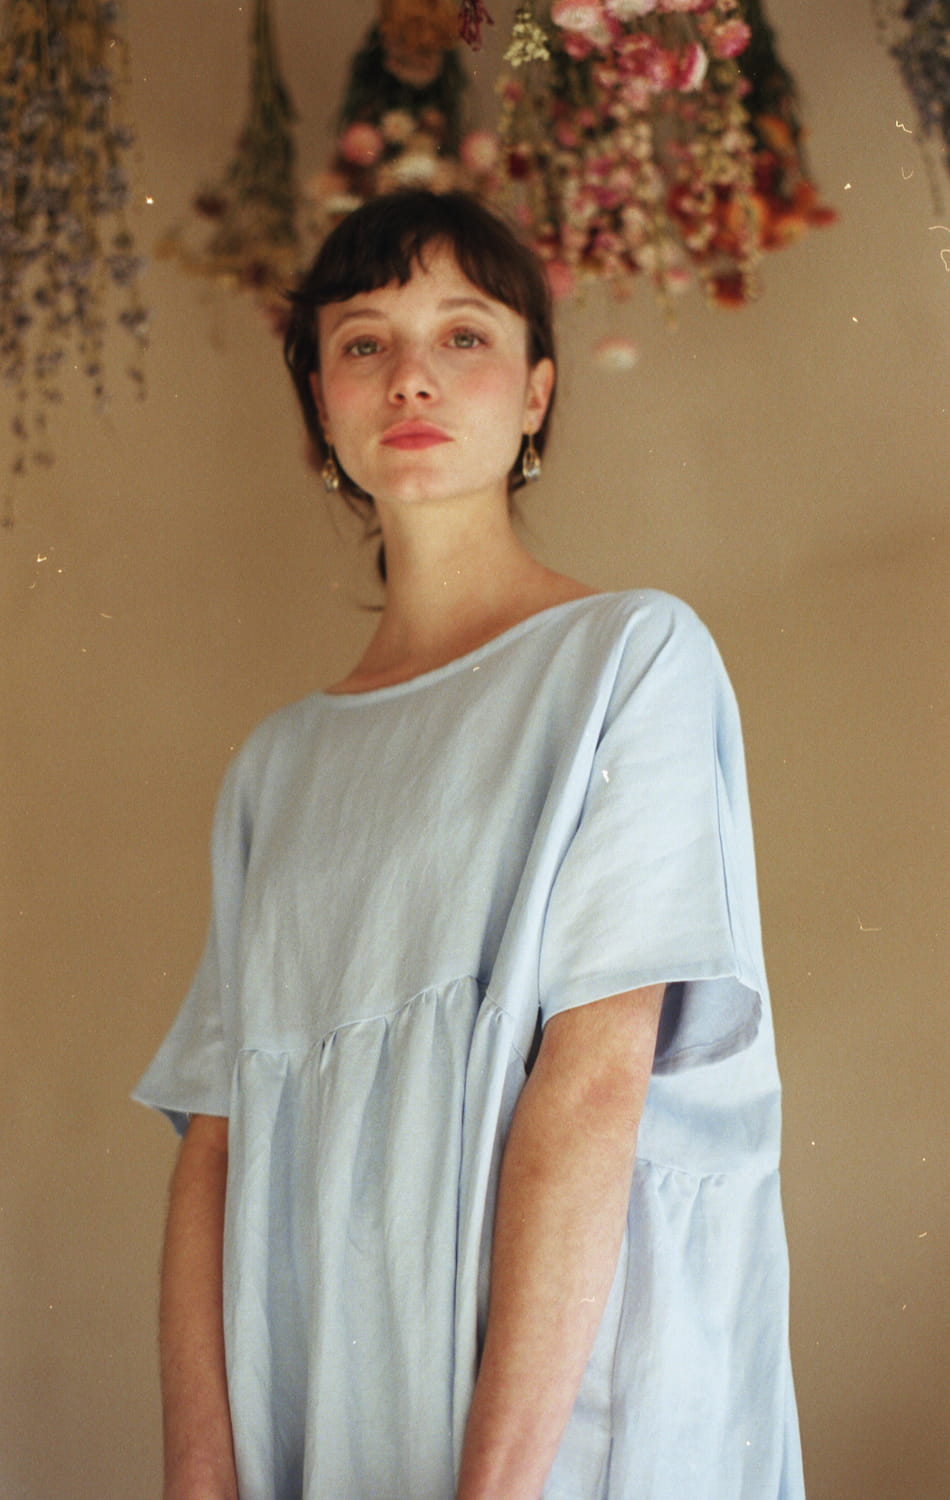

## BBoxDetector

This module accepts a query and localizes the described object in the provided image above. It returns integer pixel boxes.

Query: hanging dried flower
[0,0,147,515]
[306,11,499,249]
[458,1,495,50]
[737,0,836,251]
[157,0,299,318]
[504,4,551,67]
[493,0,833,314]
[875,0,950,197]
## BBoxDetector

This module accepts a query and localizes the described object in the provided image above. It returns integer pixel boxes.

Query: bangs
[287,191,551,361]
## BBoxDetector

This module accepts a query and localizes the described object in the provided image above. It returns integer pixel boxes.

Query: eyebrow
[327,296,501,328]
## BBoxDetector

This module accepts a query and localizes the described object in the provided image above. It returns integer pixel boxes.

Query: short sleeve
[132,754,250,1134]
[539,600,765,1072]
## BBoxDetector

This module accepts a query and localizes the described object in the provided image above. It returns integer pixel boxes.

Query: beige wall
[2,3,947,1495]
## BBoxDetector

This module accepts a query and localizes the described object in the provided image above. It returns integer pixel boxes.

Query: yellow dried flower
[504,4,550,68]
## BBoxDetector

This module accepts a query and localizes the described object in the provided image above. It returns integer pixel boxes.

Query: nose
[388,344,436,404]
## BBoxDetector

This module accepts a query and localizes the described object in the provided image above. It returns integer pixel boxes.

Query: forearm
[159,1114,237,1500]
[456,987,663,1500]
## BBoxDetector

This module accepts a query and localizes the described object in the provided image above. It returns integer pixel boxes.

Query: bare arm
[159,1113,238,1500]
[455,984,665,1500]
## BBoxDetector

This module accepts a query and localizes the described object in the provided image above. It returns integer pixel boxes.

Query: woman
[136,190,804,1500]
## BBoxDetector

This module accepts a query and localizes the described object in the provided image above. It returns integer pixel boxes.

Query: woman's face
[311,246,554,513]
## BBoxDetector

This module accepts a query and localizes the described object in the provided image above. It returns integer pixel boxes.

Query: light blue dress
[134,590,804,1500]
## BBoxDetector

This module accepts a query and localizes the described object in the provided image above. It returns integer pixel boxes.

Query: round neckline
[316,592,614,706]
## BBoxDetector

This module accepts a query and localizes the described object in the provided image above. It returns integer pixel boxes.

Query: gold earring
[322,444,340,493]
[521,432,541,483]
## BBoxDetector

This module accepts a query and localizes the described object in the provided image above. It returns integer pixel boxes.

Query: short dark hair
[283,190,557,569]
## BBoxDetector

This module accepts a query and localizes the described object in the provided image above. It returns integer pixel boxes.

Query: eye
[343,335,382,358]
[448,328,486,349]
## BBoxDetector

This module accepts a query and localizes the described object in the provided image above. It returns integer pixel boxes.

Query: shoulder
[558,587,709,640]
[555,588,716,681]
[613,588,708,638]
[547,591,740,749]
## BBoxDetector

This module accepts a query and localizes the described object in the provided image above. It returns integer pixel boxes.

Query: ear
[524,357,555,434]
[309,370,329,430]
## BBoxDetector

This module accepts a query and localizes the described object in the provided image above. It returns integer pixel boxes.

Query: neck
[339,491,593,689]
[377,495,539,657]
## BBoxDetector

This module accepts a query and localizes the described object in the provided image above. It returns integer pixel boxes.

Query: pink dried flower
[620,77,653,110]
[593,335,639,370]
[662,264,693,296]
[552,0,602,29]
[460,130,499,174]
[609,165,637,193]
[562,32,597,61]
[676,42,709,90]
[459,1,494,50]
[587,151,615,178]
[607,0,657,16]
[338,122,384,167]
[551,0,612,47]
[592,228,623,254]
[710,20,751,60]
[617,34,677,90]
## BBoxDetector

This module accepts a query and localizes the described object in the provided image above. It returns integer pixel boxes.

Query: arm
[159,1113,238,1500]
[456,984,665,1500]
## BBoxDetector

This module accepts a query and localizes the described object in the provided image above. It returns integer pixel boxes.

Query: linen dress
[134,589,805,1500]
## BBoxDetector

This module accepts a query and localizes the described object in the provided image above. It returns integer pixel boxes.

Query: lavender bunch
[876,0,950,188]
[0,0,147,513]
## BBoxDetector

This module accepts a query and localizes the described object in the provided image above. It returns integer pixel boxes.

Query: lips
[381,421,452,450]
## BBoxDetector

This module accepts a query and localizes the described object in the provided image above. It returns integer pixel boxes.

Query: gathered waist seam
[233,974,526,1056]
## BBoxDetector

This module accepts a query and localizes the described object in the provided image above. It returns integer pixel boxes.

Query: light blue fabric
[134,590,804,1500]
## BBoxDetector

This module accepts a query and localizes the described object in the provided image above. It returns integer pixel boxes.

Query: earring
[521,432,541,483]
[322,444,340,494]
